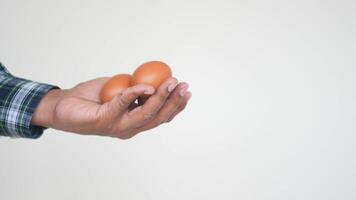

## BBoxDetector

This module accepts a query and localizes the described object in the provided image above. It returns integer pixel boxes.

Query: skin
[31,77,191,139]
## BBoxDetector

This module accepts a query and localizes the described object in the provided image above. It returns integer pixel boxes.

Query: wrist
[31,89,66,128]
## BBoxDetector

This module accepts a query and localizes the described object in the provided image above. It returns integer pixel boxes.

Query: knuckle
[156,115,168,124]
[165,117,173,123]
[143,112,155,121]
[179,102,188,110]
[117,97,128,107]
[173,100,181,108]
[166,113,178,123]
[157,92,168,102]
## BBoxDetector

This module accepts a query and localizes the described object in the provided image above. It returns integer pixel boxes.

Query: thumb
[105,84,155,118]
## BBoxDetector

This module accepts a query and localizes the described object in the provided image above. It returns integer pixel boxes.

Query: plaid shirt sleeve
[0,63,60,139]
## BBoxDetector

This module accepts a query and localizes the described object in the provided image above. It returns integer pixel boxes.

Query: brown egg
[100,74,132,103]
[131,61,172,89]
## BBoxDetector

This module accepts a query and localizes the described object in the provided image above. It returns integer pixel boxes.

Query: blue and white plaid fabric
[0,63,59,139]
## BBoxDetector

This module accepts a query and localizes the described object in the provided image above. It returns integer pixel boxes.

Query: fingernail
[179,87,187,97]
[167,82,177,93]
[144,88,155,95]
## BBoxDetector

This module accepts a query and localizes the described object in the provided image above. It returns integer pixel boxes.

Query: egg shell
[100,74,132,103]
[131,61,172,90]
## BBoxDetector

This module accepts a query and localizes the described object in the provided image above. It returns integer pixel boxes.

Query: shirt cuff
[0,65,59,139]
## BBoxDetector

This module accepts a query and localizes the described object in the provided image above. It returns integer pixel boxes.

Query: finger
[117,90,191,140]
[105,84,155,119]
[126,77,178,128]
[133,82,189,132]
[166,91,192,123]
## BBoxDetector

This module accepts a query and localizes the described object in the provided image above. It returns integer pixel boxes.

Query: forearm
[0,62,60,138]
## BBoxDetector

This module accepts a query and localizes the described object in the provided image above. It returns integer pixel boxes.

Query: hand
[31,77,191,139]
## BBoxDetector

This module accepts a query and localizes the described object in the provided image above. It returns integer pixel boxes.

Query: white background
[0,0,355,199]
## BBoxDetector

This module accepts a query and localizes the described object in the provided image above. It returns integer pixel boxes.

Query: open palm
[51,77,191,139]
